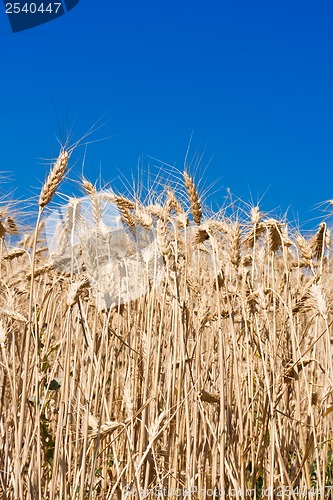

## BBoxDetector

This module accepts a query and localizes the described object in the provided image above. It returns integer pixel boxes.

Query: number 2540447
[5,3,62,14]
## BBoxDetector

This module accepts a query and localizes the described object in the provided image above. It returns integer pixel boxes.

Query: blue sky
[0,0,332,229]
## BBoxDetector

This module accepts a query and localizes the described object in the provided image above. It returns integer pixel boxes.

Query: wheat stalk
[0,221,6,238]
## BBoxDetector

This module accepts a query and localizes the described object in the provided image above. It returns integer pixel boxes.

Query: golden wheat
[183,171,202,225]
[39,150,69,208]
[1,159,333,499]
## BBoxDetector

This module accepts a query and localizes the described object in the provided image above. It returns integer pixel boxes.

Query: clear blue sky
[0,0,332,229]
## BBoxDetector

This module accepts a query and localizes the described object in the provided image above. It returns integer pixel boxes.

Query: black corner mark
[63,0,79,11]
[3,1,80,33]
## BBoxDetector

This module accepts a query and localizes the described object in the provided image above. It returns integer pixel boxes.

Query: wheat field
[1,148,333,499]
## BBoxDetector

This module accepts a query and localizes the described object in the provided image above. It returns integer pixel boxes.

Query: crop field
[1,148,333,499]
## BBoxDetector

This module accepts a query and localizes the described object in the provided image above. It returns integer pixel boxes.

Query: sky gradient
[0,0,332,229]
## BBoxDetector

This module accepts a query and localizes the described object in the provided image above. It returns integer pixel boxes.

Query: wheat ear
[82,178,96,195]
[39,150,69,208]
[82,180,104,229]
[183,172,202,225]
[166,190,184,215]
[311,222,329,260]
[67,277,90,307]
[157,219,173,264]
[6,216,17,234]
